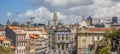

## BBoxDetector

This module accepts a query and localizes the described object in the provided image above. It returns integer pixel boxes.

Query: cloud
[6,12,12,17]
[19,7,66,24]
[28,0,120,24]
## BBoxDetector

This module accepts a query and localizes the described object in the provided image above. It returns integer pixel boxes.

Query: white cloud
[28,0,120,24]
[6,12,12,17]
[20,7,66,24]
[45,0,68,6]
[59,0,120,19]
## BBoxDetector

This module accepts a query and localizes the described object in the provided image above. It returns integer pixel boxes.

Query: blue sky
[0,0,35,24]
[0,0,120,25]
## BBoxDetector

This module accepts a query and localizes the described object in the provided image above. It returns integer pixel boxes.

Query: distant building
[34,23,45,27]
[111,17,118,25]
[87,16,92,26]
[12,21,19,26]
[95,24,105,28]
[7,20,11,26]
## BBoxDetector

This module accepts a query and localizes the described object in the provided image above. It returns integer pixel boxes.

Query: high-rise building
[111,17,118,25]
[87,16,92,26]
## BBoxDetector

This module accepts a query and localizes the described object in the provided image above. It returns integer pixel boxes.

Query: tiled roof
[23,27,41,31]
[88,28,119,32]
[0,36,10,43]
[8,26,21,29]
[9,45,16,49]
[24,27,47,34]
[3,39,10,43]
[0,36,6,41]
[0,28,5,31]
[8,26,26,34]
[29,34,39,39]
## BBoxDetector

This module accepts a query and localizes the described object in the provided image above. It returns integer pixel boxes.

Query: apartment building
[6,26,26,54]
[23,27,48,54]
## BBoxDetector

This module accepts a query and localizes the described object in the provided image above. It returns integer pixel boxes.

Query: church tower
[47,20,51,27]
[6,20,11,26]
[53,12,58,27]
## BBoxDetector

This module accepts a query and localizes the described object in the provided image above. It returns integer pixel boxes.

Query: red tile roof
[0,28,5,31]
[8,26,26,34]
[0,36,6,41]
[29,34,39,39]
[8,26,21,29]
[9,45,16,49]
[23,27,47,34]
[88,28,119,32]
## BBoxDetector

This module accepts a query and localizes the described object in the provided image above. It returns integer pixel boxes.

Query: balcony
[35,45,48,50]
[55,40,71,44]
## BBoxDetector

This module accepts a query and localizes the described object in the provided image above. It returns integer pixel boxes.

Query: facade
[54,26,71,53]
[24,27,48,54]
[6,26,26,54]
[46,27,55,50]
[76,20,114,54]
[0,27,5,36]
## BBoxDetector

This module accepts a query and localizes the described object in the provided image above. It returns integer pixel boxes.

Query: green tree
[98,39,111,54]
[99,29,120,54]
[0,46,13,54]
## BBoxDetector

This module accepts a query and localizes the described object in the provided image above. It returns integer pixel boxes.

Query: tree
[0,46,13,54]
[98,38,111,54]
[99,29,120,53]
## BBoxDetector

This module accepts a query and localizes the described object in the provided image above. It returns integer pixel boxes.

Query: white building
[24,27,48,54]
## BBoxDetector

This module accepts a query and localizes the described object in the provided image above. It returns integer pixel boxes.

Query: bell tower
[53,12,58,27]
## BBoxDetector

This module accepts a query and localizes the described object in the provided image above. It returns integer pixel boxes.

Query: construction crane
[25,17,35,28]
[27,17,35,23]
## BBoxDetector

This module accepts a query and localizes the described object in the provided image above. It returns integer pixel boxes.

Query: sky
[0,0,120,25]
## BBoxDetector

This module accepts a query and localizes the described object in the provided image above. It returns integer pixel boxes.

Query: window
[2,33,4,35]
[66,44,68,48]
[82,39,86,48]
[58,44,60,48]
[62,44,64,50]
[58,36,60,40]
[97,36,100,40]
[62,36,64,40]
[66,36,68,40]
[92,36,94,42]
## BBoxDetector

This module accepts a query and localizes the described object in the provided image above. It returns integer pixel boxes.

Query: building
[0,27,5,36]
[7,20,11,26]
[46,27,55,50]
[53,12,58,28]
[23,27,48,54]
[87,16,92,26]
[111,17,118,25]
[6,26,26,54]
[76,20,114,54]
[54,25,71,53]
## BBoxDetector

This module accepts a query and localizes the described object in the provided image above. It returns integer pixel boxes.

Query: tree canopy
[0,46,13,54]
